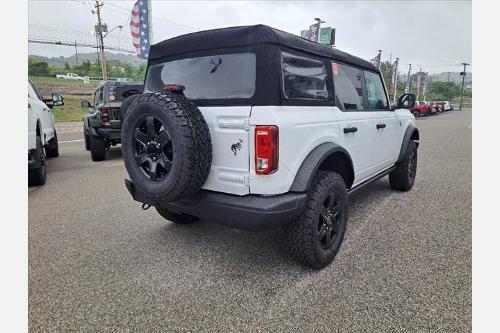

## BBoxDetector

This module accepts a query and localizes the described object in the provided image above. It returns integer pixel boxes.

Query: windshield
[145,53,256,100]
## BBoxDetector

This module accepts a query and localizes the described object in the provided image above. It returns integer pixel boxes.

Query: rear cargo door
[199,106,251,195]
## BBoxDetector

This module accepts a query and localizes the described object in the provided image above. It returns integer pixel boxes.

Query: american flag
[370,52,381,68]
[130,0,151,59]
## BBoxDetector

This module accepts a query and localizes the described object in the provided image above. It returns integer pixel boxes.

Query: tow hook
[141,203,151,210]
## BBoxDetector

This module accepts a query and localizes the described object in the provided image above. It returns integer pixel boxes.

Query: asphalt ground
[29,110,472,331]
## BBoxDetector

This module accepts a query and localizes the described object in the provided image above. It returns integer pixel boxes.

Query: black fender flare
[289,143,354,192]
[397,125,419,162]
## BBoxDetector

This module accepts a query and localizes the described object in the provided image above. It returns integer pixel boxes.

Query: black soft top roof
[149,25,377,71]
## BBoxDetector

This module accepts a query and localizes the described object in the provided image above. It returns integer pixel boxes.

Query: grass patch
[52,95,91,122]
[31,76,82,85]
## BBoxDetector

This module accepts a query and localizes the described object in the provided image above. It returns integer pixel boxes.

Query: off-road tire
[121,91,212,203]
[389,141,417,191]
[287,171,348,269]
[29,136,47,186]
[119,94,140,121]
[45,130,59,157]
[155,206,199,224]
[90,135,107,161]
[84,133,90,151]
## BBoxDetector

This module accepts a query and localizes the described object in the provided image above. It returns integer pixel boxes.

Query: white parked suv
[121,25,420,268]
[28,79,63,185]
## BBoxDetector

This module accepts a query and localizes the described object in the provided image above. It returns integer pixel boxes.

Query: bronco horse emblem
[231,139,243,156]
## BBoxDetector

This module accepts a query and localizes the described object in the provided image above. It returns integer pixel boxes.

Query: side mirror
[397,93,416,109]
[81,100,92,108]
[52,93,64,106]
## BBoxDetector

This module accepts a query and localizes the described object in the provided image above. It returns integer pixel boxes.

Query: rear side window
[332,62,364,110]
[281,52,328,100]
[145,53,256,100]
[94,87,103,105]
[364,70,388,109]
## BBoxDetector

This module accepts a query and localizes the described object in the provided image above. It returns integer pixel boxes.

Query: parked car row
[410,100,453,117]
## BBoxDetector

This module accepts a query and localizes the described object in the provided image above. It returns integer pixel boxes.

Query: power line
[28,38,136,54]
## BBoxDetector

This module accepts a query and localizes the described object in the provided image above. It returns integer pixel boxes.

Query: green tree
[64,62,70,70]
[28,59,50,77]
[427,81,461,101]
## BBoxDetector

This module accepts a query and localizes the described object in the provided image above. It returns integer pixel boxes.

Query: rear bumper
[125,179,307,231]
[91,127,121,141]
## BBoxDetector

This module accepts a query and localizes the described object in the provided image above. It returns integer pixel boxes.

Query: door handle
[343,126,358,133]
[376,123,386,129]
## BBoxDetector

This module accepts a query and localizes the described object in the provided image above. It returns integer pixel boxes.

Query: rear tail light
[101,107,110,123]
[162,84,185,92]
[255,126,278,175]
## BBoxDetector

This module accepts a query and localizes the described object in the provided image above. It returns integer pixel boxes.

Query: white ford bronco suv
[122,25,419,268]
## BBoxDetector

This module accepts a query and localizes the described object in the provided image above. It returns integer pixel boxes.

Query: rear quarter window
[281,52,328,101]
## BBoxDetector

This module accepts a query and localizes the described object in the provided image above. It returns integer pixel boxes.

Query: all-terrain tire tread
[287,171,348,269]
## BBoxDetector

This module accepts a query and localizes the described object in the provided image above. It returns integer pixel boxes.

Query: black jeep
[82,81,143,161]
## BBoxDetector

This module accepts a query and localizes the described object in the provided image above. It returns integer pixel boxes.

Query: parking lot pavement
[29,110,472,331]
[56,121,84,143]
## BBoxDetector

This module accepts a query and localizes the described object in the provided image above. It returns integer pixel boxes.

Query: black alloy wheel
[407,149,417,184]
[133,115,173,182]
[318,193,343,250]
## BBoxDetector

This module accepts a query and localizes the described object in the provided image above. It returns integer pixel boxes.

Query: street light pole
[459,62,469,111]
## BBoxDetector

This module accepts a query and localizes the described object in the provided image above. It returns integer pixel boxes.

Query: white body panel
[198,102,415,196]
[199,106,252,195]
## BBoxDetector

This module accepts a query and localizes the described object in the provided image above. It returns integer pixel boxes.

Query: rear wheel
[287,171,348,269]
[28,136,47,186]
[156,206,199,224]
[89,135,107,161]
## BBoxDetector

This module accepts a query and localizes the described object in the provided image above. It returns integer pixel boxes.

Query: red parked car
[429,102,443,113]
[410,101,431,117]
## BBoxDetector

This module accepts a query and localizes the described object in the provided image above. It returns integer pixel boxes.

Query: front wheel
[45,130,59,157]
[412,110,420,118]
[287,171,348,269]
[389,141,417,191]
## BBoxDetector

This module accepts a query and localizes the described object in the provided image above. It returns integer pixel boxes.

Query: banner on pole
[130,0,151,59]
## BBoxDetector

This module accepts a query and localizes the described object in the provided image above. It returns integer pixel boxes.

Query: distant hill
[397,71,472,85]
[29,52,146,68]
[429,72,472,85]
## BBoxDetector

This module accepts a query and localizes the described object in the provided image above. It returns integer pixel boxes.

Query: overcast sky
[28,0,471,74]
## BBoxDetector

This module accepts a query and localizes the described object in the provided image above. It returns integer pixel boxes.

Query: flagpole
[147,0,153,45]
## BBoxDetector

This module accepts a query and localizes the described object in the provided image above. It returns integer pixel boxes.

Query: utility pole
[459,62,469,111]
[422,76,428,102]
[405,64,412,94]
[391,57,399,102]
[74,41,78,66]
[416,67,422,100]
[94,1,107,81]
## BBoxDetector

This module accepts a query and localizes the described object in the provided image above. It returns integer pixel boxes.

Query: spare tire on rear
[119,94,141,121]
[121,91,212,204]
